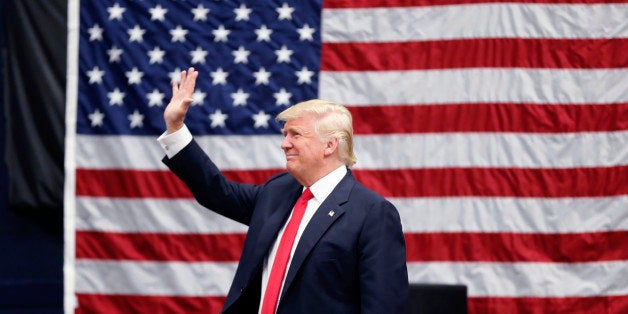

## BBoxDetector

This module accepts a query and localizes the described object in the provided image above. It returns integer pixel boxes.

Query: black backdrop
[1,0,66,312]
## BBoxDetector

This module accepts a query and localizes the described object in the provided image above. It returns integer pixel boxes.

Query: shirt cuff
[157,125,193,159]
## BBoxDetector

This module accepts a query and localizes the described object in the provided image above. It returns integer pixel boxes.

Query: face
[280,114,328,184]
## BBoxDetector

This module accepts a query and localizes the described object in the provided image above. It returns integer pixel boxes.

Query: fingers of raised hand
[180,67,197,92]
[170,67,197,102]
[171,79,179,96]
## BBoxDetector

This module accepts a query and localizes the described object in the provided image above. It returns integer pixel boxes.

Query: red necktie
[261,188,314,314]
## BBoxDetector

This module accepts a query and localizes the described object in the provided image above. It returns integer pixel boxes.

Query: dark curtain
[3,0,67,211]
[0,0,66,311]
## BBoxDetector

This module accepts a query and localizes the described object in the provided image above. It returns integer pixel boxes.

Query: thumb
[181,97,195,108]
[164,96,195,133]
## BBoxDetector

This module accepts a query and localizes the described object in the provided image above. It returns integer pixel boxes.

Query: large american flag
[64,0,628,313]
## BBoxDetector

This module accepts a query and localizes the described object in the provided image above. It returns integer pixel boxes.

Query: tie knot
[300,188,313,202]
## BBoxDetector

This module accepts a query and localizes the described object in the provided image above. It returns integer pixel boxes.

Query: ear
[323,137,339,157]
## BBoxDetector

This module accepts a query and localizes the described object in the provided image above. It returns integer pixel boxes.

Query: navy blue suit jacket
[163,140,409,313]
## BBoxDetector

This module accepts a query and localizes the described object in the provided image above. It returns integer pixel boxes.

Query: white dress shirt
[157,125,347,312]
[157,125,193,159]
[260,164,346,313]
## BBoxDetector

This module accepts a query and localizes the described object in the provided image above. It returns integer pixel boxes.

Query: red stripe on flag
[76,166,627,198]
[405,231,628,262]
[75,168,194,198]
[349,103,628,134]
[323,0,624,8]
[75,294,226,314]
[76,231,244,261]
[353,167,628,197]
[74,294,628,314]
[75,230,627,263]
[468,295,628,314]
[322,39,627,71]
[74,168,281,197]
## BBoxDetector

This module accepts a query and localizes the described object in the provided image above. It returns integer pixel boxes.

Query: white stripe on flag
[393,196,628,233]
[75,196,627,234]
[319,69,627,105]
[407,261,628,297]
[76,197,248,233]
[76,131,628,170]
[74,259,628,297]
[322,4,628,42]
[354,132,628,169]
[75,260,237,296]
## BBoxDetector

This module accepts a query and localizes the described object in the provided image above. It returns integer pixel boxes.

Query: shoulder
[258,171,302,194]
[265,171,298,186]
[347,176,392,207]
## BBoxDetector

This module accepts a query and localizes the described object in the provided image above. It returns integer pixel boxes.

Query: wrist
[166,122,184,134]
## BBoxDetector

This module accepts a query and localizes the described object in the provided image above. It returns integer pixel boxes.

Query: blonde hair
[277,99,357,167]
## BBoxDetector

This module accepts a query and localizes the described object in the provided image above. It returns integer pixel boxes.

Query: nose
[281,136,291,150]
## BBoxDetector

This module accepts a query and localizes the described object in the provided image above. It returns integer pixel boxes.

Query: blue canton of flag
[78,0,321,136]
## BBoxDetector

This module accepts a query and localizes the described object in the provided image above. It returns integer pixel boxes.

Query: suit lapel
[249,185,303,274]
[279,172,355,299]
[222,182,303,313]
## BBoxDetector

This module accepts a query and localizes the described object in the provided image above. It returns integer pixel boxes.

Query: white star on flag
[147,47,165,64]
[255,25,273,42]
[107,46,123,63]
[210,68,229,85]
[107,3,125,21]
[127,110,144,128]
[295,67,314,84]
[149,4,167,21]
[88,109,105,127]
[170,25,188,42]
[107,88,125,106]
[209,110,228,128]
[275,45,293,63]
[212,25,230,42]
[127,25,146,42]
[297,24,315,41]
[233,46,251,64]
[252,110,271,128]
[168,68,182,83]
[125,67,144,85]
[86,66,105,84]
[88,24,103,41]
[234,4,252,21]
[192,91,206,106]
[192,4,210,21]
[276,3,294,20]
[253,68,271,85]
[273,88,292,106]
[146,89,165,107]
[231,88,249,106]
[190,47,208,64]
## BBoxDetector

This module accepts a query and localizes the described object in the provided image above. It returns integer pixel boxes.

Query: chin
[285,162,300,177]
[285,162,294,172]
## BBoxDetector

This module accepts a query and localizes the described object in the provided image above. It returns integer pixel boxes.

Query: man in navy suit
[158,67,408,313]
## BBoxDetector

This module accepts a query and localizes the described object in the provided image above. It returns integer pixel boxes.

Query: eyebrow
[281,125,310,136]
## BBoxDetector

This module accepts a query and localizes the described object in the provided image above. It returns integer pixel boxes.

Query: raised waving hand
[163,67,199,134]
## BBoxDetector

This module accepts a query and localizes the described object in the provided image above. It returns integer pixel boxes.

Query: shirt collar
[307,165,347,202]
